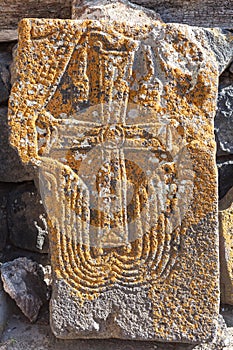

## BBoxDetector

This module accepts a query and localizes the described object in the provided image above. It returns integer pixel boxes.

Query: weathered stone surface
[217,160,233,200]
[7,182,49,254]
[74,0,233,28]
[0,108,34,182]
[201,29,233,75]
[9,44,18,86]
[73,1,233,74]
[131,0,233,28]
[1,313,233,350]
[0,258,47,322]
[219,186,233,305]
[0,279,12,336]
[219,66,233,89]
[0,50,11,104]
[72,0,161,23]
[193,315,231,350]
[0,0,71,42]
[215,84,233,155]
[0,0,232,40]
[0,311,196,350]
[8,6,223,341]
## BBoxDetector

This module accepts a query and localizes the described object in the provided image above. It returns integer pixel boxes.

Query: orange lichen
[8,18,220,340]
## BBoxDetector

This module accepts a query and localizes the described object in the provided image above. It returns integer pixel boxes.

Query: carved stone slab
[9,14,222,342]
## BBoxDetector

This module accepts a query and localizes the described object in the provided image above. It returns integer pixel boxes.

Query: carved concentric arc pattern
[7,15,221,340]
[35,25,194,295]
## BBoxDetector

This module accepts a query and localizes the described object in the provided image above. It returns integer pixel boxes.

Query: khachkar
[8,1,233,342]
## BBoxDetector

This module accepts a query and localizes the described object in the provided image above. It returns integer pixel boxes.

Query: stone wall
[0,1,232,349]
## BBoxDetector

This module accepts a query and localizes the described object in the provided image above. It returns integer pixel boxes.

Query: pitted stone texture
[8,11,223,342]
[219,187,233,305]
[0,258,47,322]
[7,182,49,254]
[193,315,231,350]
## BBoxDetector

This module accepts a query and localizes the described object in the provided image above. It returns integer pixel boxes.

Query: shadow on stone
[0,107,35,182]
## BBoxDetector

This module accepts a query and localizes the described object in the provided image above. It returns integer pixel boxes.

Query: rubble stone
[215,85,233,155]
[0,51,11,104]
[217,161,233,200]
[0,257,47,323]
[0,278,12,336]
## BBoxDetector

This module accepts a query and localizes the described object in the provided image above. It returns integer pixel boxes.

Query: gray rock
[0,50,11,104]
[0,108,35,182]
[219,68,233,90]
[0,278,12,336]
[217,160,233,200]
[74,0,233,28]
[200,28,233,74]
[72,0,161,22]
[7,182,49,254]
[0,0,71,42]
[215,84,233,154]
[221,305,233,327]
[74,1,233,75]
[229,62,233,74]
[0,257,47,323]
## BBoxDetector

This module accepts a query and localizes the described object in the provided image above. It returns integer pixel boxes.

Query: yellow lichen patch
[8,17,221,341]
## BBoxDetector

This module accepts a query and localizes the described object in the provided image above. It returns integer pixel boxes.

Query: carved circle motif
[32,25,195,293]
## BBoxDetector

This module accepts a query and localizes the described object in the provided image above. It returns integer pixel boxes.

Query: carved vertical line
[119,148,128,244]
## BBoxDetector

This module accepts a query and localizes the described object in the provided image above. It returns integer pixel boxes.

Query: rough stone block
[0,258,47,322]
[0,0,72,42]
[0,50,11,104]
[215,82,233,155]
[7,182,49,254]
[219,187,233,305]
[217,160,233,200]
[8,4,231,341]
[0,278,12,336]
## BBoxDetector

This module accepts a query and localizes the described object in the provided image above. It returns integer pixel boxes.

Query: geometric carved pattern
[9,17,219,341]
[36,25,192,292]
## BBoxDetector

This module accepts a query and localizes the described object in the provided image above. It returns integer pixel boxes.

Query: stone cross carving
[8,3,233,342]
